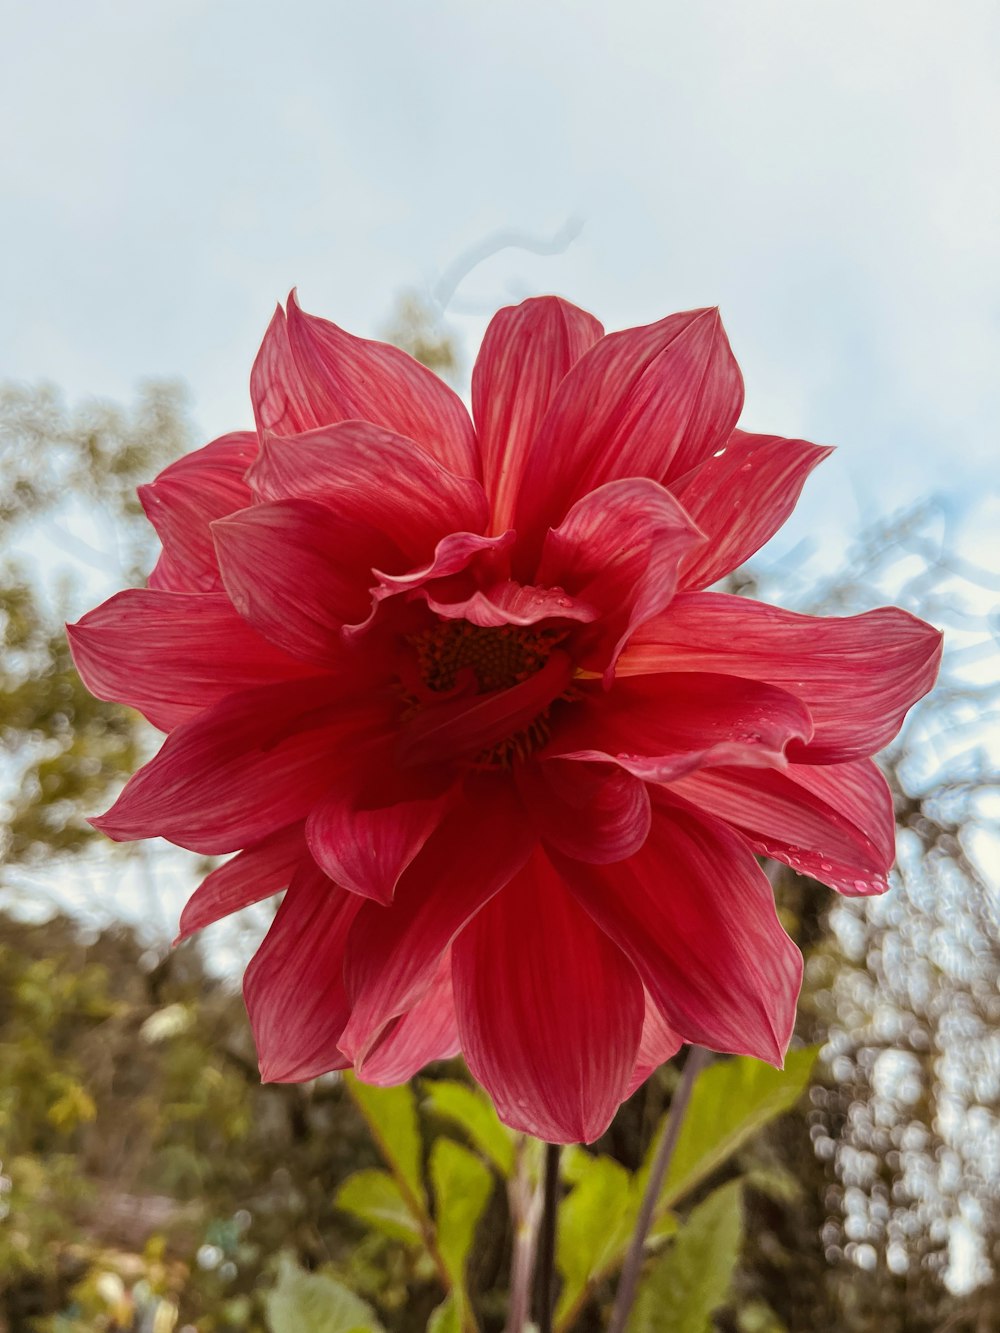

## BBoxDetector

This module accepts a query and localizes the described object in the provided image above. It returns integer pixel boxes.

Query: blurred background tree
[0,296,996,1331]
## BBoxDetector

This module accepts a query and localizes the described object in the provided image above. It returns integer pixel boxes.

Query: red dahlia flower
[70,294,942,1143]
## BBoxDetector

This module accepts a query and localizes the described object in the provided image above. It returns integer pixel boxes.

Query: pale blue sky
[2,0,999,556]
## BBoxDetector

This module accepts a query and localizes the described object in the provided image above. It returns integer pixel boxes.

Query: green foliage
[345,1078,427,1211]
[266,1254,385,1333]
[422,1079,515,1177]
[429,1139,492,1315]
[335,1171,427,1248]
[627,1181,745,1333]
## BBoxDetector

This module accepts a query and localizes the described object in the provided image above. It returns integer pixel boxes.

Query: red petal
[68,589,316,732]
[213,498,396,664]
[244,859,362,1082]
[619,593,943,763]
[548,672,813,781]
[247,421,488,559]
[558,796,802,1064]
[357,953,460,1084]
[338,776,535,1067]
[423,579,597,629]
[671,431,833,591]
[176,823,307,941]
[537,478,705,680]
[306,787,453,904]
[254,293,479,479]
[472,296,603,534]
[626,996,684,1098]
[142,433,257,593]
[364,530,515,630]
[515,759,651,863]
[669,759,894,896]
[452,849,644,1143]
[93,675,391,854]
[514,308,743,554]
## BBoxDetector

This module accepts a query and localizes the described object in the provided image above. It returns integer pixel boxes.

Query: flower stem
[607,1046,710,1333]
[505,1139,543,1333]
[533,1142,561,1333]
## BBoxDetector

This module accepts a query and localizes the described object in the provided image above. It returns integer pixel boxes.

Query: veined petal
[244,859,362,1082]
[626,996,684,1098]
[213,498,398,664]
[176,823,307,941]
[142,432,257,593]
[68,589,316,731]
[356,953,460,1084]
[558,796,802,1064]
[537,477,705,681]
[618,593,943,763]
[93,675,391,854]
[671,431,833,591]
[514,308,743,553]
[452,848,644,1143]
[306,786,454,905]
[247,421,489,558]
[253,292,479,479]
[472,296,603,534]
[669,759,894,896]
[423,579,597,629]
[547,672,813,781]
[338,776,535,1067]
[515,759,651,864]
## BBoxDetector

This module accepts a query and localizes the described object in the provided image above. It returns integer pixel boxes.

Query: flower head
[70,293,942,1143]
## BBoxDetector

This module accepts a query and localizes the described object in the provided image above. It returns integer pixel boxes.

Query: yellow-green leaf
[345,1075,426,1209]
[430,1137,493,1298]
[334,1169,425,1247]
[266,1253,385,1333]
[423,1078,515,1176]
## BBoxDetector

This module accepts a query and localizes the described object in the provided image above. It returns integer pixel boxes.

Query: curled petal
[619,593,943,763]
[357,954,460,1084]
[453,849,644,1143]
[669,759,894,896]
[472,296,603,534]
[423,579,597,629]
[558,796,802,1064]
[515,308,743,553]
[244,859,361,1082]
[515,759,651,864]
[537,477,705,680]
[177,823,307,941]
[68,589,316,731]
[253,292,479,479]
[626,996,684,1098]
[671,431,833,591]
[142,433,257,593]
[339,776,535,1068]
[548,672,813,781]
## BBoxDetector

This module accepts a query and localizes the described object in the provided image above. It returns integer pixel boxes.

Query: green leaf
[627,1180,744,1333]
[266,1253,385,1333]
[430,1137,493,1298]
[426,1293,462,1333]
[423,1078,515,1176]
[554,1152,631,1326]
[344,1075,426,1209]
[334,1169,425,1246]
[656,1048,818,1209]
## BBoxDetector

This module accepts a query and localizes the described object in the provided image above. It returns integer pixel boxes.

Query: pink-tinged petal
[247,421,489,558]
[368,530,514,606]
[515,759,651,864]
[625,996,684,1098]
[67,589,317,732]
[537,478,705,681]
[339,776,535,1067]
[671,431,833,591]
[472,296,604,534]
[397,651,574,768]
[93,675,392,854]
[142,433,257,593]
[213,498,397,664]
[669,759,894,896]
[176,823,307,941]
[618,593,943,763]
[558,796,802,1064]
[423,579,597,629]
[306,787,454,905]
[514,308,743,553]
[547,673,813,782]
[452,849,644,1143]
[244,859,362,1082]
[253,292,479,479]
[357,954,460,1084]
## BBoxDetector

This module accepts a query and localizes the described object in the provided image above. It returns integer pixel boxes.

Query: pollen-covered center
[411,621,566,695]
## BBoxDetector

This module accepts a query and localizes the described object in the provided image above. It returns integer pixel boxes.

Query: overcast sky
[3,0,999,560]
